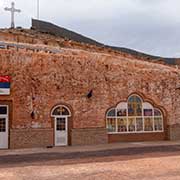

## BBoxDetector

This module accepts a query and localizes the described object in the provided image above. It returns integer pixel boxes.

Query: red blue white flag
[0,76,10,95]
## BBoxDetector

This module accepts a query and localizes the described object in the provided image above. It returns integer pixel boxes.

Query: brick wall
[10,129,53,149]
[108,133,166,143]
[71,128,108,145]
[0,39,180,148]
[168,124,180,140]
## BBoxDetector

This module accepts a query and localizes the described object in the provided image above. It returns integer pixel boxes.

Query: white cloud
[0,0,4,7]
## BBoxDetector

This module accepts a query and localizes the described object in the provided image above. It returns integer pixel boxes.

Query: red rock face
[0,45,179,131]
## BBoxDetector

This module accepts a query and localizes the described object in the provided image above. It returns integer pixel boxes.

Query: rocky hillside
[31,19,180,65]
[0,20,179,67]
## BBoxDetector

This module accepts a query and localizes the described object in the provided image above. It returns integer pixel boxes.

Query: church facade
[0,31,180,149]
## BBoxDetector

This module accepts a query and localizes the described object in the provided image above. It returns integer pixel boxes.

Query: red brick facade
[0,30,180,149]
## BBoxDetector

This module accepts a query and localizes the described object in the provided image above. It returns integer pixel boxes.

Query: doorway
[55,117,68,146]
[51,105,71,146]
[0,105,8,149]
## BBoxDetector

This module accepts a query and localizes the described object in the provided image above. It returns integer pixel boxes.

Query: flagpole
[37,0,39,19]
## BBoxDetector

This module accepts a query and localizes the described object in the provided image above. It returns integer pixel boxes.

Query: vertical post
[11,2,15,28]
[37,0,39,19]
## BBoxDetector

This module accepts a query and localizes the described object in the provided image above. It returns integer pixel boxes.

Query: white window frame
[0,105,9,149]
[106,95,164,134]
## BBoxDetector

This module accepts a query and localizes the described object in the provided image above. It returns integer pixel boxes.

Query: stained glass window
[144,117,153,131]
[128,95,142,116]
[154,117,163,131]
[106,94,164,134]
[154,109,162,116]
[117,118,127,132]
[51,105,71,116]
[144,109,153,116]
[107,108,116,117]
[136,118,143,131]
[107,118,116,132]
[128,118,136,132]
[117,109,126,116]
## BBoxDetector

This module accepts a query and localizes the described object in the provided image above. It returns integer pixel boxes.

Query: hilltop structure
[0,20,180,149]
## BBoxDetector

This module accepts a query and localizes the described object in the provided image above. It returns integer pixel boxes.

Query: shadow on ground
[1,145,180,168]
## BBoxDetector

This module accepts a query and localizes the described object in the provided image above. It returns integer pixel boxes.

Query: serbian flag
[0,76,10,95]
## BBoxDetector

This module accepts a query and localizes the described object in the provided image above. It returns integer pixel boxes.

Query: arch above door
[51,105,71,117]
[51,105,72,146]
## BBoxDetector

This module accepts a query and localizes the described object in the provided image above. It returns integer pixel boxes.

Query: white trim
[0,105,9,149]
[108,130,164,135]
[53,115,70,118]
[0,89,10,95]
[106,94,164,134]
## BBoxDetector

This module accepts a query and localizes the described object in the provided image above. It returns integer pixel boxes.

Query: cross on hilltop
[4,2,21,29]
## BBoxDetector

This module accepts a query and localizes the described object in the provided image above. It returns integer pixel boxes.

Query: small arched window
[51,105,71,117]
[106,94,164,133]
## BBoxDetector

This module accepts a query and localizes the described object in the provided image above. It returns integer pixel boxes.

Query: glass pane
[56,118,66,131]
[107,109,116,117]
[144,109,153,116]
[107,118,116,132]
[0,107,7,115]
[128,118,135,132]
[154,109,162,116]
[144,117,153,131]
[154,117,163,131]
[136,104,142,116]
[128,96,134,102]
[117,118,127,132]
[0,118,6,132]
[128,105,134,116]
[53,106,70,116]
[117,109,126,117]
[128,96,142,116]
[136,118,143,131]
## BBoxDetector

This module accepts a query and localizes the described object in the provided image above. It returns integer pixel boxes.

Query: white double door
[0,105,8,149]
[55,117,68,146]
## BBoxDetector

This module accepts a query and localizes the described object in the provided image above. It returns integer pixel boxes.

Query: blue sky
[0,0,180,57]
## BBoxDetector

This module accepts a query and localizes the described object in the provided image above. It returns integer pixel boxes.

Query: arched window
[51,105,71,117]
[128,95,142,116]
[107,108,116,132]
[106,94,164,133]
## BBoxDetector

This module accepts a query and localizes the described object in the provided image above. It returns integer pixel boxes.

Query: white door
[55,117,68,146]
[0,105,8,149]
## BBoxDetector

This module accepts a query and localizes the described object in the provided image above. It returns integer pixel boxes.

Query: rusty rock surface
[0,41,180,130]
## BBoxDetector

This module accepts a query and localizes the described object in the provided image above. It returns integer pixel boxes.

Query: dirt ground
[1,145,180,180]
